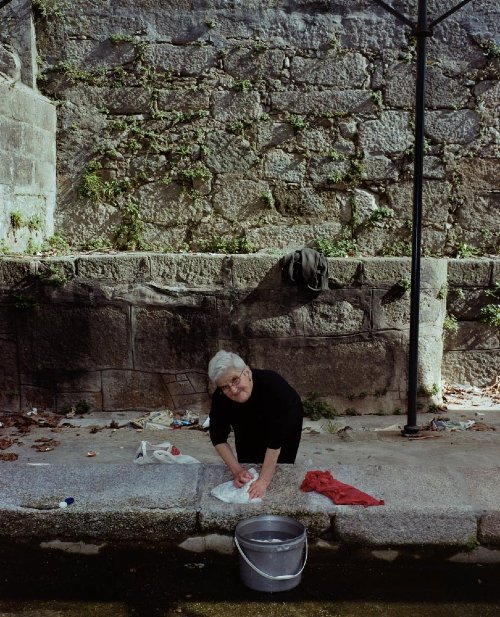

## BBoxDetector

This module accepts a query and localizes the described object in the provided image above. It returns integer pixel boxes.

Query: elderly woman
[208,350,303,499]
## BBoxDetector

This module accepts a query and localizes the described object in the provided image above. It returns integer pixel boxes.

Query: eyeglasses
[219,368,245,393]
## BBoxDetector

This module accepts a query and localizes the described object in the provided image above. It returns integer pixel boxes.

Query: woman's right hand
[233,468,253,487]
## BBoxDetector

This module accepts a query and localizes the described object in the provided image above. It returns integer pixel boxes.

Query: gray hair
[208,350,246,384]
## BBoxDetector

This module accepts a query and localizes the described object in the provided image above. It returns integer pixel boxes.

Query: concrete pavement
[1,405,500,564]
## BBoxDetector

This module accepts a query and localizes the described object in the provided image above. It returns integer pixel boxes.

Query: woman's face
[217,366,253,403]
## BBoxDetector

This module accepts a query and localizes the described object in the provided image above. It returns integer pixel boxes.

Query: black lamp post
[371,0,476,436]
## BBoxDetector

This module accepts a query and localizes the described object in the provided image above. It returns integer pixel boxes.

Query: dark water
[0,543,499,616]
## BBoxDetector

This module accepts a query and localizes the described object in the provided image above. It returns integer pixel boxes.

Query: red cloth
[300,470,384,507]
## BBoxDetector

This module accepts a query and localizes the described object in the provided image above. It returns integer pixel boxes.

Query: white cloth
[210,468,262,503]
[133,441,200,465]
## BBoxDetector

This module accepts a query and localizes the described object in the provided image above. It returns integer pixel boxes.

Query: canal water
[0,544,499,616]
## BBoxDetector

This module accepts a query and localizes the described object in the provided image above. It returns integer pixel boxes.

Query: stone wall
[0,78,57,254]
[28,0,499,256]
[2,253,496,417]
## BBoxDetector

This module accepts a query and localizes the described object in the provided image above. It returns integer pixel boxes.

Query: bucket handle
[234,535,308,581]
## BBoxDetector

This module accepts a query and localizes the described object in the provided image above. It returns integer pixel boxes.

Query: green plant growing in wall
[0,240,9,255]
[314,229,358,258]
[328,149,346,162]
[481,39,500,60]
[455,242,478,258]
[371,90,383,108]
[480,304,500,328]
[10,211,25,231]
[303,391,337,420]
[41,234,71,254]
[397,278,411,292]
[233,79,253,93]
[27,215,43,232]
[179,164,212,183]
[288,115,309,132]
[327,171,346,184]
[261,191,275,207]
[114,198,146,251]
[31,0,68,18]
[37,265,68,287]
[110,33,136,44]
[443,313,459,334]
[198,234,255,254]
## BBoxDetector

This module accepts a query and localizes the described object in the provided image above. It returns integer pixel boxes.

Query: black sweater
[209,369,303,463]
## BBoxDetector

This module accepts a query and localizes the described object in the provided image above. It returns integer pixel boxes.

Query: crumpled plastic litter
[133,441,200,465]
[210,468,262,504]
[131,410,199,430]
[430,418,475,431]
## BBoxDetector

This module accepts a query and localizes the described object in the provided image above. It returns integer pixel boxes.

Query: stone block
[361,258,411,288]
[0,464,200,541]
[56,371,102,393]
[301,291,369,336]
[245,335,396,399]
[384,62,469,109]
[263,150,306,183]
[291,52,368,87]
[255,122,295,149]
[212,176,274,224]
[373,288,444,331]
[359,111,413,155]
[0,339,19,411]
[308,156,351,185]
[442,350,500,388]
[0,44,21,81]
[198,464,333,537]
[205,131,258,174]
[156,89,210,111]
[333,466,477,546]
[170,391,210,412]
[63,38,136,69]
[150,253,229,288]
[223,47,285,81]
[56,391,103,414]
[212,91,263,122]
[340,14,408,49]
[447,259,493,287]
[102,369,174,411]
[231,254,283,290]
[361,156,399,181]
[0,82,56,131]
[150,43,217,75]
[444,321,500,352]
[479,513,500,547]
[386,181,451,226]
[133,304,218,372]
[0,258,34,287]
[186,371,208,393]
[271,90,377,116]
[327,259,362,287]
[456,158,500,192]
[274,185,339,220]
[425,110,480,145]
[229,291,305,338]
[76,254,152,282]
[167,379,195,396]
[20,385,56,412]
[246,222,342,252]
[457,193,500,233]
[18,305,132,374]
[447,288,492,320]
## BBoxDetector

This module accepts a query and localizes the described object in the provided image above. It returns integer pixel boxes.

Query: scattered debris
[0,452,18,461]
[428,418,476,431]
[302,426,320,435]
[0,436,20,450]
[32,438,60,452]
[58,497,75,509]
[443,380,500,408]
[131,409,200,430]
[87,451,97,457]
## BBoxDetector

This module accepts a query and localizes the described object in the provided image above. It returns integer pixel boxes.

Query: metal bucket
[234,515,308,592]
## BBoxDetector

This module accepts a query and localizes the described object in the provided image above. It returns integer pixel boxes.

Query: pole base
[402,424,420,436]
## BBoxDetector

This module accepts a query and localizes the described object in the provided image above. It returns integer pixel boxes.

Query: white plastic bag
[133,441,200,465]
[210,468,262,503]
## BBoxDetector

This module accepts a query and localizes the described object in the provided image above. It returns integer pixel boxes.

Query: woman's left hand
[248,477,269,500]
